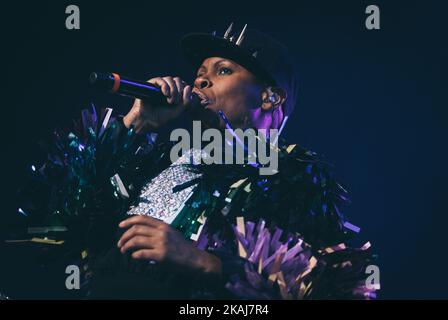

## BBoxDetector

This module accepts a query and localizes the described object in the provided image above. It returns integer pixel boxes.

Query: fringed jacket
[20,107,378,299]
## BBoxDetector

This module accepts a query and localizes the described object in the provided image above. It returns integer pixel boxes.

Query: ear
[260,87,287,112]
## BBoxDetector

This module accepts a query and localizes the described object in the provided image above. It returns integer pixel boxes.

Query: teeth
[195,92,210,106]
[200,99,210,106]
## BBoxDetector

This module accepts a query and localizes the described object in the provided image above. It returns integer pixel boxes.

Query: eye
[218,67,232,75]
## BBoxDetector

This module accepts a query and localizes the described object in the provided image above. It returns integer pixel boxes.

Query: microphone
[89,72,201,107]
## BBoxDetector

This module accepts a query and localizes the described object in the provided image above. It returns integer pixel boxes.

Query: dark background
[2,0,447,299]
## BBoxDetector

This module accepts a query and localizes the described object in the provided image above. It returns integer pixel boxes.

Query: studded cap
[180,23,299,116]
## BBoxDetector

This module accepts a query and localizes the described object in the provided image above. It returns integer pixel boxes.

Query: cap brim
[180,33,276,85]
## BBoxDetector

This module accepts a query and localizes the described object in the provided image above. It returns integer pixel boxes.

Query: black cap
[180,23,299,116]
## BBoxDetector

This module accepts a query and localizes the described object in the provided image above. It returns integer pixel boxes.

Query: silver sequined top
[126,149,205,224]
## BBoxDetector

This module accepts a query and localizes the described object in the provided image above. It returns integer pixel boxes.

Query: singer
[18,24,378,299]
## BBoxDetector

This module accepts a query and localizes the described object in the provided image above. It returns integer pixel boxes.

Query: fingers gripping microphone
[89,72,201,107]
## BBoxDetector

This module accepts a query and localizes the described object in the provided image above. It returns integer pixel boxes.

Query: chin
[190,106,222,129]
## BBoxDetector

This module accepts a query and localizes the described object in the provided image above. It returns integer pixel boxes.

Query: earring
[263,95,276,103]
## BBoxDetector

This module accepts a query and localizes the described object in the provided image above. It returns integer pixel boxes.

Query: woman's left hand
[117,215,221,276]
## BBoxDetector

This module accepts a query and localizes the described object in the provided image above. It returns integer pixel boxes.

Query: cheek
[215,82,261,118]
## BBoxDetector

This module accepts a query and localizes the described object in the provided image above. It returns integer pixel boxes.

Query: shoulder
[242,142,353,247]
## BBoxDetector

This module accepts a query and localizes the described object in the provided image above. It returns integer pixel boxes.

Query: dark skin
[120,57,287,277]
[117,215,220,276]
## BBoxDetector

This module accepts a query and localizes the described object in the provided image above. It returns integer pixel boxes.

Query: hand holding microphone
[90,72,200,133]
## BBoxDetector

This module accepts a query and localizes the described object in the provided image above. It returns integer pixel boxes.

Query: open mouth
[194,90,212,107]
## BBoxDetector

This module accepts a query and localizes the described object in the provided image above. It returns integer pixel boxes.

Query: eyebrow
[197,59,234,73]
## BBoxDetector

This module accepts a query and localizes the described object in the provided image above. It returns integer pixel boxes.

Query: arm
[117,215,222,277]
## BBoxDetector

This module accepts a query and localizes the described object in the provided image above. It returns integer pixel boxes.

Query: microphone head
[89,72,115,91]
[89,72,98,84]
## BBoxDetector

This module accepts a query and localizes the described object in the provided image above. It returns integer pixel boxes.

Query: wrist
[123,108,137,128]
[123,109,158,133]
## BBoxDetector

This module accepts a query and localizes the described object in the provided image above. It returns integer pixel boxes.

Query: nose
[194,76,211,89]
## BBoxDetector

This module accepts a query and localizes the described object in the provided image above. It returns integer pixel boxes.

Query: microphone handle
[89,72,200,106]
